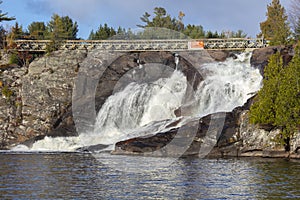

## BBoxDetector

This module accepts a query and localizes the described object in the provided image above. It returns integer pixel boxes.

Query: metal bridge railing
[13,38,267,52]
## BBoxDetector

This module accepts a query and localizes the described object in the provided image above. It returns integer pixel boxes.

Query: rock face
[0,64,27,149]
[0,50,87,148]
[251,45,294,76]
[207,50,230,62]
[114,96,300,159]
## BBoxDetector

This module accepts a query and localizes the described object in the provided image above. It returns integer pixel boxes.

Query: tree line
[0,1,299,43]
[1,6,249,42]
[1,2,299,43]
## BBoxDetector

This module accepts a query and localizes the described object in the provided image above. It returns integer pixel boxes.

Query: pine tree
[47,14,78,40]
[183,24,205,39]
[260,0,291,45]
[137,7,182,31]
[232,30,247,38]
[61,16,78,39]
[250,43,300,146]
[10,22,23,39]
[274,44,300,139]
[47,14,65,40]
[0,0,15,22]
[28,22,47,39]
[88,24,116,40]
[250,52,284,125]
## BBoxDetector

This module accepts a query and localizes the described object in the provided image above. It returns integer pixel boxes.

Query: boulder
[113,112,239,157]
[251,45,294,76]
[207,50,230,62]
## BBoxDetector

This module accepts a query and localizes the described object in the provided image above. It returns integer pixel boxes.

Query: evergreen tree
[28,22,47,39]
[0,25,6,48]
[7,21,24,48]
[274,45,300,139]
[183,24,205,39]
[46,14,65,52]
[0,1,21,48]
[232,30,247,38]
[250,44,300,145]
[61,16,78,39]
[46,14,78,52]
[117,26,126,35]
[260,0,291,45]
[206,30,220,38]
[88,23,116,40]
[137,7,183,31]
[0,0,15,22]
[47,14,78,40]
[88,30,95,40]
[47,14,66,40]
[250,52,284,125]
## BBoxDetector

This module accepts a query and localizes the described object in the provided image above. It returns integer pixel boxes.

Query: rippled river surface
[0,153,299,199]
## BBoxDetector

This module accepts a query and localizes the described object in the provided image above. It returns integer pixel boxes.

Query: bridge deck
[13,38,267,52]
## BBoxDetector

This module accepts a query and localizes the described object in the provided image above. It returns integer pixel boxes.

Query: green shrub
[8,53,19,65]
[1,85,14,101]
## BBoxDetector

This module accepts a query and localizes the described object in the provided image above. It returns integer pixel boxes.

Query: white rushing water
[13,52,262,152]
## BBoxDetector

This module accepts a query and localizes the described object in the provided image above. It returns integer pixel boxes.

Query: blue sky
[1,0,291,39]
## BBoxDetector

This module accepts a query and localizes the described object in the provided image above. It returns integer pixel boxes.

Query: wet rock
[113,93,300,159]
[113,112,237,157]
[76,144,109,152]
[207,50,230,62]
[251,46,280,76]
[251,45,294,76]
[290,131,300,154]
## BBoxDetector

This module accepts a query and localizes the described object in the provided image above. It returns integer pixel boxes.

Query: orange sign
[188,40,204,50]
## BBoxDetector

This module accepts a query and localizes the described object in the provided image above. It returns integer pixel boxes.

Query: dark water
[0,153,299,199]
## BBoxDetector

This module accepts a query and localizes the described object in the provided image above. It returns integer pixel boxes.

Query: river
[0,152,299,199]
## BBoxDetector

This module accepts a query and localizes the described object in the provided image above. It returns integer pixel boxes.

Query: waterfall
[15,52,262,151]
[193,52,262,117]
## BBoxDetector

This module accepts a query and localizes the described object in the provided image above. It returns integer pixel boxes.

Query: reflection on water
[0,153,299,199]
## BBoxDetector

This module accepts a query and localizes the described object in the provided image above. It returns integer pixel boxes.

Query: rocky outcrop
[0,64,27,149]
[113,96,300,159]
[0,50,87,148]
[251,45,294,76]
[207,50,230,62]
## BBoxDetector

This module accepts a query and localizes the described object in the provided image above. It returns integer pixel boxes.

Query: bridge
[14,38,267,52]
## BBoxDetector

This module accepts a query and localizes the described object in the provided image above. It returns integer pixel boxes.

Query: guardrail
[13,38,267,52]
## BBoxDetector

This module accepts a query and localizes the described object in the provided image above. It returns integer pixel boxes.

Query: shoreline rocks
[113,96,300,159]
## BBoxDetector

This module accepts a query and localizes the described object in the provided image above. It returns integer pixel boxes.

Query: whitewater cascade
[17,52,262,151]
